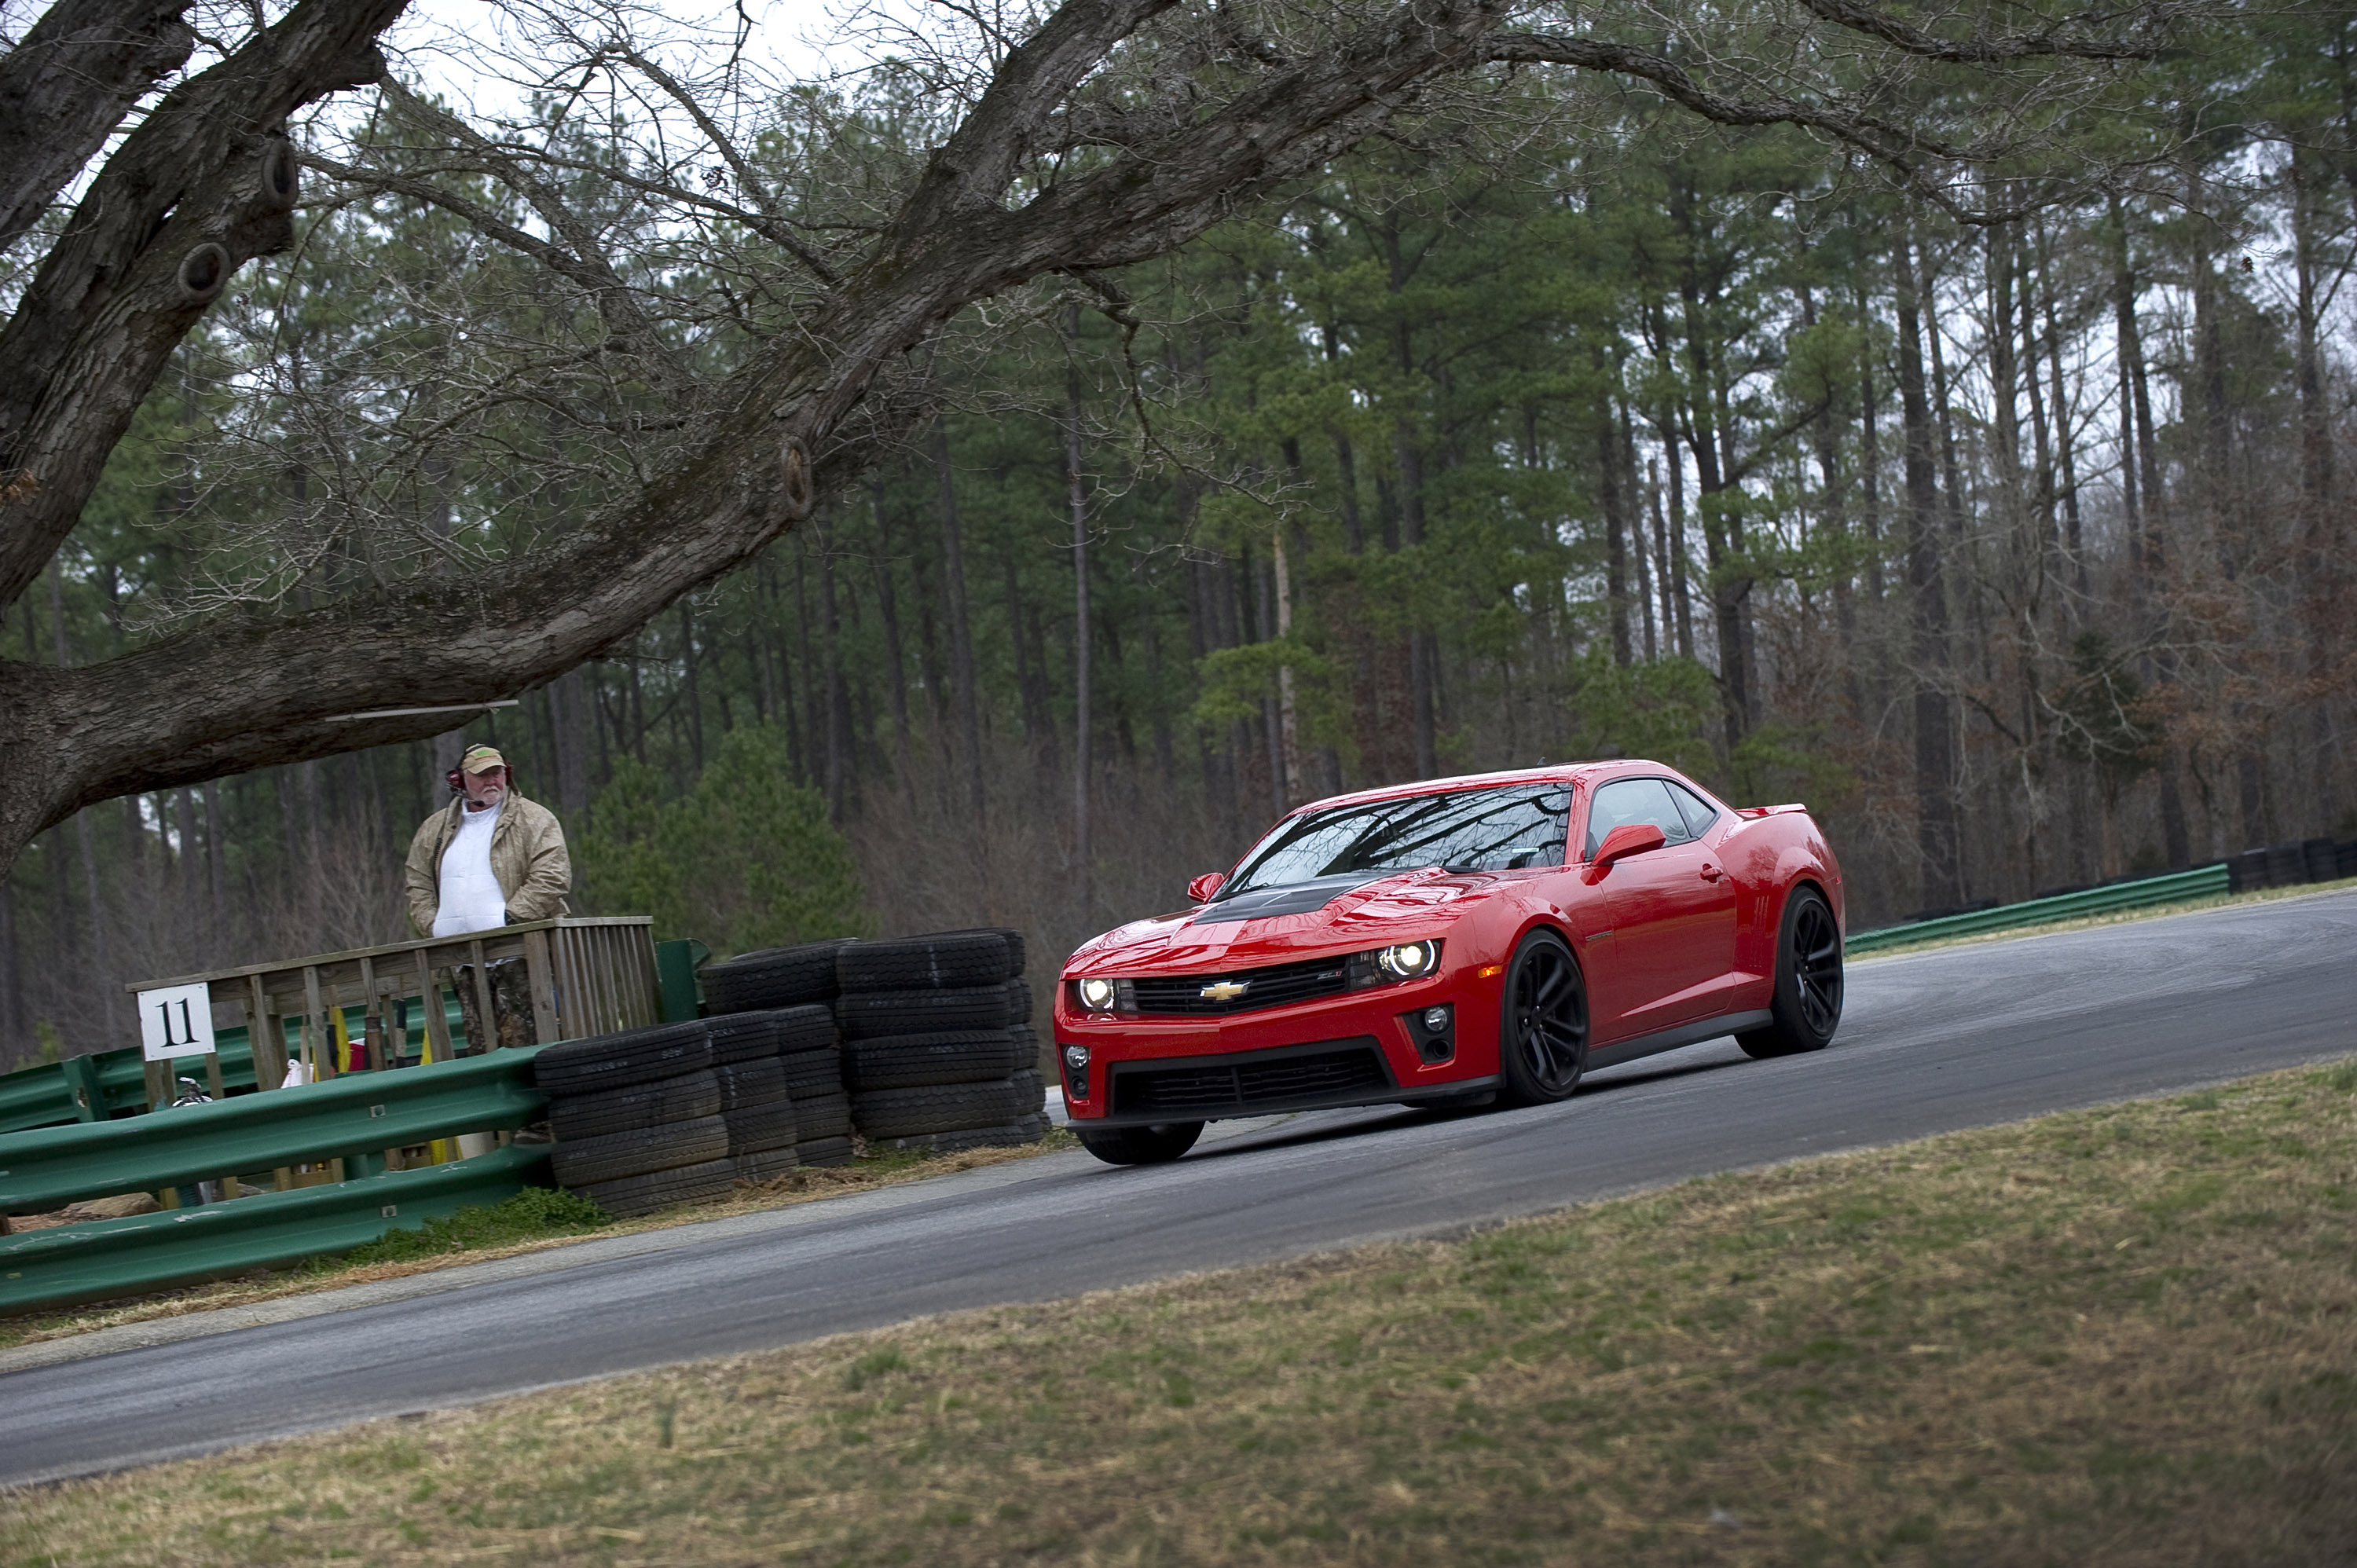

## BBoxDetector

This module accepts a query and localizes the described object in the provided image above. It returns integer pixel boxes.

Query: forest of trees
[1,0,2350,1068]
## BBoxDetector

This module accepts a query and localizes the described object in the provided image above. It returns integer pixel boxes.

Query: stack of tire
[834,929,1050,1151]
[536,1014,811,1217]
[695,940,858,1167]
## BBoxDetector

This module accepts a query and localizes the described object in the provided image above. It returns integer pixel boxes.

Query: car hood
[1066,866,1516,976]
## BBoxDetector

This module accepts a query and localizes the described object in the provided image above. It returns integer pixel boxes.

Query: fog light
[1422,1006,1450,1033]
[1062,1042,1091,1099]
[1076,976,1116,1012]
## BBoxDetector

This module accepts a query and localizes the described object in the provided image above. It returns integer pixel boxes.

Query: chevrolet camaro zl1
[1054,761,1845,1165]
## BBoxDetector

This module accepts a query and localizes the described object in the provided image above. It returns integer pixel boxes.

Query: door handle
[1699,862,1725,881]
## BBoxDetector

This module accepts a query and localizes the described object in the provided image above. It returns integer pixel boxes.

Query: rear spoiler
[1734,803,1809,819]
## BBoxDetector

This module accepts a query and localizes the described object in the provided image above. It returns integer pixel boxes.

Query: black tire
[1076,1122,1202,1166]
[1008,1023,1039,1073]
[546,1069,721,1142]
[1497,929,1589,1106]
[701,940,856,1013]
[1738,886,1844,1059]
[835,986,1011,1040]
[533,1022,713,1094]
[705,1012,780,1064]
[869,1119,1047,1154]
[1003,977,1033,1025]
[551,1114,729,1186]
[852,1079,1028,1139]
[844,1030,1020,1091]
[777,1047,845,1098]
[733,1145,801,1183]
[715,1057,790,1112]
[709,1003,837,1059]
[772,1004,839,1053]
[1011,1067,1047,1115]
[835,932,1014,993]
[797,1134,856,1167]
[922,927,1027,977]
[724,1101,800,1155]
[794,1090,853,1141]
[577,1157,737,1218]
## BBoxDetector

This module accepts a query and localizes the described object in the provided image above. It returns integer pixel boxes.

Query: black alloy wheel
[1498,930,1589,1105]
[1077,1121,1204,1166]
[1737,885,1843,1059]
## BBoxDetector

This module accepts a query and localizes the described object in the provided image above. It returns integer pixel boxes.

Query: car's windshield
[1218,783,1571,898]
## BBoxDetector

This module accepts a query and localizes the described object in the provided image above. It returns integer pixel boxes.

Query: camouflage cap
[459,744,507,775]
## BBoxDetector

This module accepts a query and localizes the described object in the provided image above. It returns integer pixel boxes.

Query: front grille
[1127,954,1354,1016]
[1112,1039,1391,1116]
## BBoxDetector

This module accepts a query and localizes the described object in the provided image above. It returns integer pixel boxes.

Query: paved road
[5,891,2353,1487]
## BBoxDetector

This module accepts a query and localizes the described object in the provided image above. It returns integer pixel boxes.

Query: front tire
[1077,1121,1204,1166]
[1738,885,1843,1059]
[1497,929,1589,1105]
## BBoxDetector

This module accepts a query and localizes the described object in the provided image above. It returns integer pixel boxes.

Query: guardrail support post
[60,1056,104,1123]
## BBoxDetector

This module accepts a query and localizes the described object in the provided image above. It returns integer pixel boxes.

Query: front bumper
[1054,966,1495,1128]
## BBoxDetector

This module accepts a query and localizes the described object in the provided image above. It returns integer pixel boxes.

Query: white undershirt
[432,800,507,936]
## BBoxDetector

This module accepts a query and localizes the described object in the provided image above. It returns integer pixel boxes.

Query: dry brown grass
[7,1061,2354,1566]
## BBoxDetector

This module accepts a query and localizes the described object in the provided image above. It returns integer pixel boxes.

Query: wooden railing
[123,918,661,1109]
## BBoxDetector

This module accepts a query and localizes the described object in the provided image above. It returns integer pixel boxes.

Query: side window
[1583,778,1694,858]
[1666,781,1721,840]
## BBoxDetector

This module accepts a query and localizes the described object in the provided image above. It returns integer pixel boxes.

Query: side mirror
[1186,871,1226,903]
[1591,822,1667,870]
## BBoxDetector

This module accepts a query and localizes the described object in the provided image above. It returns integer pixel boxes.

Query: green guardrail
[1846,863,2231,955]
[0,1142,552,1313]
[0,992,484,1136]
[0,1046,547,1214]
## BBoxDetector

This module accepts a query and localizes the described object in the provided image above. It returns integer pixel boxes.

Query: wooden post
[416,948,454,1063]
[357,955,382,1072]
[522,928,561,1044]
[468,939,494,1052]
[303,966,331,1081]
[246,974,289,1091]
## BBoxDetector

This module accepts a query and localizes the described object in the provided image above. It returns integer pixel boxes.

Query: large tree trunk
[931,422,988,818]
[1893,238,1962,911]
[0,0,406,613]
[0,0,195,252]
[1065,306,1094,921]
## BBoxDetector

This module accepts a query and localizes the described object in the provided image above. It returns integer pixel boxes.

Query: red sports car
[1054,761,1845,1165]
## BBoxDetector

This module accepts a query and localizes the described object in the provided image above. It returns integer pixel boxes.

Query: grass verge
[0,1132,1076,1355]
[6,1061,2352,1566]
[1848,874,2356,961]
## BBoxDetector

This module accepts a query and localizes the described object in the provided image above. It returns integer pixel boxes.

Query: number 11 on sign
[138,981,218,1061]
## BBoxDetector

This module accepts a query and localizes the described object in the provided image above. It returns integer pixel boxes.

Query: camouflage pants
[451,958,539,1053]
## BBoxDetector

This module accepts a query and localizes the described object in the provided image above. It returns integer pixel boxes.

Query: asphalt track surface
[5,890,2354,1489]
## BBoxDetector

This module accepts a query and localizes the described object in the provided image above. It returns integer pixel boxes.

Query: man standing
[404,745,572,937]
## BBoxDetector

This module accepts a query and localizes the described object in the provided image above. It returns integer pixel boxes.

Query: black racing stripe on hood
[1187,875,1378,925]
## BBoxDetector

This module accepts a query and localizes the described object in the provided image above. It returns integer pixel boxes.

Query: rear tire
[1076,1121,1203,1166]
[1737,885,1843,1059]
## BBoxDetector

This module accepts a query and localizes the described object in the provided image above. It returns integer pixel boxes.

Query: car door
[1585,776,1739,1033]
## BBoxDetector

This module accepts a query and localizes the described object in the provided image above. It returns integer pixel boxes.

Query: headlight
[1076,977,1117,1012]
[1376,941,1440,979]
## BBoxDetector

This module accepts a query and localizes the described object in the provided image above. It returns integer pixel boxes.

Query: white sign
[138,982,218,1061]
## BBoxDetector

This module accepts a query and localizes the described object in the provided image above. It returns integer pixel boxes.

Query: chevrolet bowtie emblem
[1200,980,1250,1002]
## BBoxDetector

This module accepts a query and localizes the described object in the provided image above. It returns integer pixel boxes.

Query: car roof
[1283,760,1666,819]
